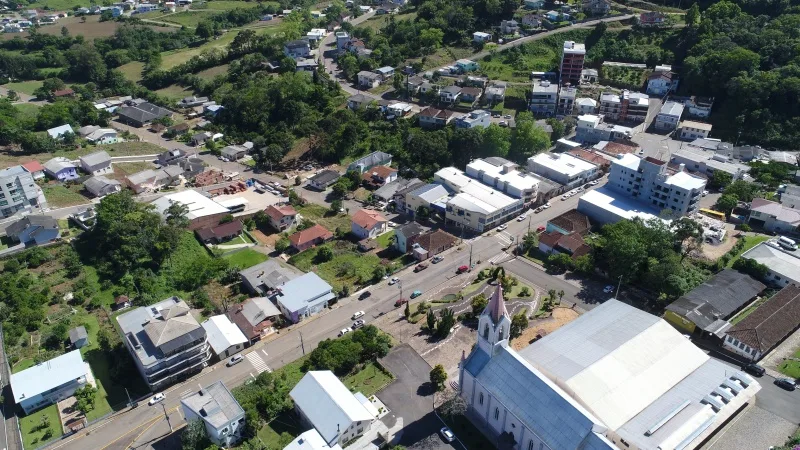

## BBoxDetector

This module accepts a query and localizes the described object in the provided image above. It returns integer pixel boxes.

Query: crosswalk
[246,351,272,374]
[495,232,514,246]
[488,253,508,265]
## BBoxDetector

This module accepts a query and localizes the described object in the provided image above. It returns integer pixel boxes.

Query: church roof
[484,284,508,324]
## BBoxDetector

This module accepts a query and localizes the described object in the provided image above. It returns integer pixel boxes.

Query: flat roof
[201,315,248,355]
[151,189,229,220]
[666,171,707,191]
[11,350,87,403]
[434,167,519,214]
[467,159,540,193]
[742,241,800,283]
[681,120,712,131]
[659,101,685,117]
[578,187,665,223]
[530,153,597,177]
[181,381,244,429]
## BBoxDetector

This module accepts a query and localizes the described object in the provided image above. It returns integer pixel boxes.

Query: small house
[288,224,333,252]
[473,31,492,43]
[79,151,112,176]
[43,157,79,181]
[84,176,121,197]
[46,124,74,140]
[351,209,388,240]
[69,326,88,349]
[308,170,341,190]
[6,215,60,245]
[455,59,478,73]
[265,205,297,231]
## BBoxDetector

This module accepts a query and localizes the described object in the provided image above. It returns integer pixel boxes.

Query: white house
[85,128,118,144]
[201,315,248,360]
[273,273,335,323]
[11,350,91,414]
[181,381,245,448]
[290,371,376,445]
[357,71,382,89]
[679,121,712,140]
[79,150,112,176]
[351,209,388,240]
[473,31,492,43]
[575,97,598,115]
[284,429,343,450]
[654,101,684,131]
[646,71,677,96]
[47,124,74,140]
[455,110,491,129]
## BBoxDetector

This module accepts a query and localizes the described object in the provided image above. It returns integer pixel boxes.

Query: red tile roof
[361,165,397,182]
[195,220,243,241]
[352,209,387,230]
[599,141,638,155]
[288,224,333,246]
[21,161,45,173]
[726,284,800,353]
[409,229,457,253]
[568,149,608,167]
[53,88,74,97]
[265,205,297,222]
[548,209,591,234]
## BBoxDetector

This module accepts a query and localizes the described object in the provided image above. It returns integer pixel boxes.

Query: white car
[603,285,615,294]
[338,328,351,337]
[497,224,508,231]
[543,202,551,208]
[226,354,244,366]
[148,393,166,406]
[702,190,709,197]
[517,214,527,222]
[352,319,365,329]
[388,277,400,285]
[562,194,571,200]
[440,427,455,443]
[352,311,365,320]
[589,180,599,186]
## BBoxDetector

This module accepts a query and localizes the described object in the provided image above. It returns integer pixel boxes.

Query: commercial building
[679,121,712,140]
[150,190,230,231]
[308,170,341,190]
[669,147,749,181]
[560,41,585,85]
[181,381,245,448]
[527,152,600,188]
[575,114,634,144]
[606,154,706,218]
[0,165,47,218]
[747,198,800,233]
[741,241,800,287]
[290,371,376,445]
[434,167,524,232]
[404,183,450,217]
[598,91,649,123]
[11,350,91,414]
[529,80,558,116]
[654,101,684,131]
[272,272,335,323]
[466,158,539,203]
[117,297,211,390]
[201,315,248,360]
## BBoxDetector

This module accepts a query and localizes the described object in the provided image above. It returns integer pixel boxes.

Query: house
[560,41,585,85]
[374,66,395,80]
[11,350,91,414]
[44,157,79,181]
[284,40,311,58]
[307,170,341,190]
[723,283,800,361]
[21,161,45,180]
[456,110,491,129]
[664,269,765,337]
[374,177,418,202]
[195,220,243,244]
[117,297,211,390]
[460,87,483,104]
[177,96,209,108]
[679,121,712,140]
[347,93,374,110]
[418,107,455,129]
[149,186,221,225]
[639,11,667,27]
[466,157,540,203]
[116,102,173,127]
[395,222,425,253]
[574,114,634,143]
[288,224,334,252]
[460,293,761,450]
[54,89,73,98]
[284,430,343,450]
[528,152,600,188]
[265,205,297,231]
[124,170,158,193]
[748,198,800,233]
[158,149,187,166]
[47,124,74,140]
[530,80,558,116]
[404,183,450,217]
[351,209,388,240]
[575,97,597,115]
[273,273,336,323]
[6,215,60,245]
[306,28,327,43]
[392,179,426,212]
[408,229,458,260]
[741,241,800,287]
[168,123,190,135]
[181,382,245,448]
[296,58,318,73]
[85,128,118,144]
[524,0,545,8]
[69,326,89,349]
[684,96,713,118]
[336,31,350,50]
[582,0,609,15]
[646,71,676,96]
[201,315,248,360]
[435,168,524,232]
[220,145,248,161]
[521,14,541,28]
[239,260,302,296]
[361,166,398,189]
[500,19,519,35]
[84,176,120,197]
[228,296,282,342]
[358,71,382,89]
[439,86,462,104]
[149,123,167,134]
[385,102,413,118]
[290,371,376,445]
[473,31,492,43]
[455,59,479,73]
[538,230,591,259]
[348,151,392,174]
[376,3,398,14]
[485,82,507,104]
[419,81,439,96]
[79,150,112,176]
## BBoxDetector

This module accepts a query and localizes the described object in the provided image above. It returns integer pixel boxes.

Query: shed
[69,326,89,349]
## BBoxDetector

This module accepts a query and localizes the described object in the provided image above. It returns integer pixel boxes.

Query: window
[498,327,504,340]
[479,393,484,405]
[528,441,534,450]
[483,324,489,339]
[494,408,499,420]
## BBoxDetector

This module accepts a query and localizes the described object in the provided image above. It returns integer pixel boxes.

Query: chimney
[679,163,685,172]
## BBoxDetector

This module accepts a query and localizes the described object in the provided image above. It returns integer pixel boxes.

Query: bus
[698,208,725,221]
[217,198,249,214]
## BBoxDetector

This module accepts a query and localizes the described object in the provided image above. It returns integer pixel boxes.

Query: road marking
[488,253,507,265]
[179,389,191,396]
[246,352,271,373]
[494,232,513,246]
[262,349,269,357]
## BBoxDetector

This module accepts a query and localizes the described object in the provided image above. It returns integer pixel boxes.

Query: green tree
[182,419,212,450]
[429,364,447,390]
[715,194,738,215]
[316,246,334,263]
[436,308,455,338]
[275,236,290,253]
[511,120,550,159]
[416,205,430,220]
[74,385,97,415]
[419,28,444,51]
[685,3,700,26]
[481,124,512,158]
[471,293,488,315]
[165,200,190,228]
[545,118,565,140]
[708,170,732,189]
[510,310,528,339]
[426,309,437,331]
[404,301,411,320]
[329,199,343,215]
[6,90,19,101]
[196,21,214,39]
[522,232,538,253]
[62,246,83,277]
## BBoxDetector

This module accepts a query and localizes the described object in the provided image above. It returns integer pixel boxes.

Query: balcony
[147,349,210,383]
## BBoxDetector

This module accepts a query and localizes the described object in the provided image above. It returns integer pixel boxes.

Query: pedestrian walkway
[494,231,514,246]
[246,351,271,374]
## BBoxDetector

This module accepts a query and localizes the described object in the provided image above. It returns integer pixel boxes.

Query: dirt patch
[250,228,280,247]
[698,223,738,260]
[511,307,580,351]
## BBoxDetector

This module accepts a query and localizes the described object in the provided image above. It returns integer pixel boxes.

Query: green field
[289,241,387,293]
[196,63,230,78]
[726,235,769,268]
[778,348,800,378]
[117,61,146,83]
[343,362,393,397]
[26,0,89,10]
[376,230,395,248]
[295,203,352,232]
[1,80,43,96]
[201,0,259,10]
[42,185,91,208]
[161,31,238,68]
[13,103,41,120]
[223,248,268,268]
[19,405,62,449]
[161,10,218,27]
[155,83,195,101]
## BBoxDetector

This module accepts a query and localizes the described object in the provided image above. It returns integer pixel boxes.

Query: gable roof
[11,350,88,404]
[117,102,172,124]
[726,283,800,353]
[265,205,297,222]
[21,161,45,173]
[750,197,800,225]
[6,215,58,238]
[289,224,333,247]
[47,124,74,139]
[397,222,425,239]
[309,170,340,185]
[549,209,590,234]
[362,165,397,181]
[195,220,243,241]
[181,381,244,429]
[201,315,248,355]
[80,150,111,167]
[44,157,76,174]
[410,229,457,252]
[239,259,301,292]
[273,272,335,313]
[352,209,387,230]
[69,326,88,344]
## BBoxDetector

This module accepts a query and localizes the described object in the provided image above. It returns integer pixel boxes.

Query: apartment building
[679,121,712,140]
[118,297,211,390]
[575,114,634,144]
[560,41,585,85]
[670,147,748,181]
[654,101,684,131]
[607,154,706,217]
[557,85,576,116]
[530,80,558,116]
[528,152,600,188]
[455,110,491,129]
[598,91,649,123]
[0,165,46,218]
[466,158,540,203]
[434,167,524,232]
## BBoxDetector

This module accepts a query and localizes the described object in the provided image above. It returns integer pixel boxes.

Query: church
[459,284,761,450]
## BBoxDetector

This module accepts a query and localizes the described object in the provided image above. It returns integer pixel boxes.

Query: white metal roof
[289,371,375,443]
[201,315,248,355]
[742,241,800,283]
[659,101,685,117]
[612,153,641,171]
[578,188,665,223]
[434,167,519,214]
[467,159,540,193]
[11,350,87,403]
[665,171,707,191]
[150,189,229,220]
[46,124,74,139]
[529,153,597,177]
[681,120,712,131]
[284,429,343,450]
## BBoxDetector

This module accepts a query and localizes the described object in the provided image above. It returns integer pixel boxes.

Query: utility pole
[161,403,173,433]
[527,215,532,234]
[615,275,623,299]
[469,244,473,267]
[125,388,133,408]
[299,331,305,355]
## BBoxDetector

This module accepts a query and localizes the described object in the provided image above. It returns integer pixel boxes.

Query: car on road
[542,202,551,208]
[352,319,365,329]
[702,190,709,196]
[338,328,351,337]
[394,298,408,307]
[440,427,455,443]
[588,180,599,186]
[497,224,508,232]
[457,265,469,274]
[561,193,571,200]
[226,354,244,367]
[517,214,527,222]
[358,291,371,300]
[414,263,428,272]
[536,226,545,233]
[603,285,615,294]
[388,277,400,285]
[352,311,365,320]
[774,378,796,391]
[534,206,544,213]
[743,363,765,377]
[432,255,444,263]
[148,393,166,406]
[410,290,422,299]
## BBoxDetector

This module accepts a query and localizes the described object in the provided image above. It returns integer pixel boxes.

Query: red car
[457,265,469,274]
[536,226,546,233]
[395,298,408,307]
[414,263,428,272]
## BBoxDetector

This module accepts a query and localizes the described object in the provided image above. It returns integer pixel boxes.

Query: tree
[471,293,488,315]
[545,252,572,272]
[275,236,290,253]
[415,205,430,220]
[436,308,455,338]
[685,3,700,26]
[329,199,343,215]
[708,170,732,189]
[392,73,404,92]
[165,200,190,228]
[316,246,334,263]
[545,118,565,140]
[196,21,214,39]
[219,214,234,224]
[6,90,18,101]
[74,385,97,415]
[724,180,759,202]
[511,120,550,159]
[404,301,411,320]
[62,246,83,277]
[672,217,704,258]
[715,194,738,215]
[522,232,538,253]
[419,28,444,51]
[733,257,769,279]
[426,309,437,331]
[182,419,212,450]
[510,311,528,339]
[481,124,512,158]
[429,364,447,390]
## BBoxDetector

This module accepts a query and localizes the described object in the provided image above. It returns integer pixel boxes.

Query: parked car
[457,265,469,274]
[517,214,527,222]
[588,180,599,186]
[226,354,244,367]
[774,378,796,391]
[702,190,709,196]
[352,311,365,320]
[743,363,765,377]
[352,319,365,329]
[410,290,422,299]
[388,277,400,285]
[497,224,508,232]
[534,206,543,213]
[440,427,455,443]
[536,226,545,233]
[542,202,551,208]
[432,255,444,263]
[394,298,408,307]
[414,263,428,272]
[603,285,615,294]
[358,291,371,300]
[338,328,351,337]
[148,393,166,406]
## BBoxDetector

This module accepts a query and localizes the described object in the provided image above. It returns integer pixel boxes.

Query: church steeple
[477,284,512,354]
[485,283,509,324]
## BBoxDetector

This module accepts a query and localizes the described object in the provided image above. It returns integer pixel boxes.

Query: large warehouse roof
[151,189,229,220]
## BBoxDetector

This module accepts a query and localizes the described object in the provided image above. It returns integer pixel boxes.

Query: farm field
[0,80,43,96]
[117,61,146,83]
[160,10,218,28]
[0,16,174,42]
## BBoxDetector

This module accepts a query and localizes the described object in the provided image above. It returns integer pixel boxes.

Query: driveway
[379,345,457,450]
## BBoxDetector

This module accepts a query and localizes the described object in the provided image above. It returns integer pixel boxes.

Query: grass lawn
[155,84,195,102]
[1,80,43,96]
[375,230,395,248]
[201,0,263,10]
[13,103,41,120]
[114,161,155,175]
[161,10,218,27]
[778,358,800,379]
[42,184,91,208]
[343,362,393,397]
[19,404,61,449]
[289,241,388,293]
[223,248,268,268]
[117,61,145,83]
[12,357,35,374]
[161,31,238,68]
[506,282,533,299]
[60,141,165,159]
[0,235,10,251]
[257,410,304,448]
[196,63,230,78]
[726,235,770,268]
[296,203,352,232]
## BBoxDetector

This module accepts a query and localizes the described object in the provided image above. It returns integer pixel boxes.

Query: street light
[614,275,622,299]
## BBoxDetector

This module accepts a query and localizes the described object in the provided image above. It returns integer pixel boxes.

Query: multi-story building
[455,110,491,129]
[654,101,684,131]
[528,152,600,188]
[559,41,585,85]
[530,80,558,116]
[466,158,539,204]
[575,97,597,114]
[11,350,90,414]
[434,168,524,232]
[118,297,211,391]
[575,114,634,144]
[679,120,712,140]
[607,154,706,217]
[598,91,649,122]
[670,147,748,181]
[557,85,576,116]
[0,165,46,218]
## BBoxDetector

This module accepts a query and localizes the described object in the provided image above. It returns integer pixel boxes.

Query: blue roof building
[272,272,336,323]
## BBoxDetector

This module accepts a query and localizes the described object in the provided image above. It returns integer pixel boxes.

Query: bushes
[303,325,391,376]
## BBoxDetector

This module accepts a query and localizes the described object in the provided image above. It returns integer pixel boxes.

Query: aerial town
[0,0,797,449]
